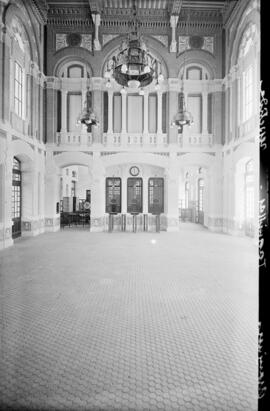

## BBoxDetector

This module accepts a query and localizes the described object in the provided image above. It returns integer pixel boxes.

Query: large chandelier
[104,0,164,90]
[77,87,99,131]
[171,9,193,131]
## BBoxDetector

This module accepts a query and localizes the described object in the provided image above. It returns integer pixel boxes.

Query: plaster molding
[102,34,119,47]
[152,35,168,48]
[46,76,61,90]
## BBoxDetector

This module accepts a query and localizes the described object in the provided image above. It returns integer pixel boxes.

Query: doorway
[12,157,22,239]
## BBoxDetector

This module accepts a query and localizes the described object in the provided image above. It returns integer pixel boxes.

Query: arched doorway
[60,165,91,228]
[197,177,205,225]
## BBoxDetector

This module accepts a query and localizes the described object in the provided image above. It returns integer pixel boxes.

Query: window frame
[14,61,24,118]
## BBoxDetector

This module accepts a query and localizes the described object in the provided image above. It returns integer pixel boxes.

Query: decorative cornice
[47,6,93,27]
[177,21,222,35]
[100,19,170,34]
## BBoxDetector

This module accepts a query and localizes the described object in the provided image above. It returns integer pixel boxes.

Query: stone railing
[55,132,93,146]
[178,133,214,148]
[102,133,168,147]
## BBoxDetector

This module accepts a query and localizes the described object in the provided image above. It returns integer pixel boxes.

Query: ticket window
[106,178,122,214]
[148,178,164,214]
[127,178,143,214]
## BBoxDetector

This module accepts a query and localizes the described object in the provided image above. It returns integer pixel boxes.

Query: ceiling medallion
[104,0,164,93]
[189,36,204,49]
[66,33,82,47]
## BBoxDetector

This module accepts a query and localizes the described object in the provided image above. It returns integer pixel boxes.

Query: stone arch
[53,152,93,169]
[228,2,260,70]
[177,50,217,80]
[53,54,94,78]
[4,0,40,66]
[179,153,215,169]
[100,152,169,170]
[11,140,35,164]
[233,141,257,165]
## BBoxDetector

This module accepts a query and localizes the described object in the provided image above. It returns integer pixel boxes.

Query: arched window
[186,66,202,80]
[10,17,30,120]
[181,64,211,81]
[238,23,257,60]
[14,61,23,117]
[185,181,190,209]
[68,64,84,78]
[245,160,254,219]
[198,178,205,212]
[58,62,91,79]
[238,24,258,123]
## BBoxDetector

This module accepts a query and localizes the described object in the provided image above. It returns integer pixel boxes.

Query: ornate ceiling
[34,0,238,35]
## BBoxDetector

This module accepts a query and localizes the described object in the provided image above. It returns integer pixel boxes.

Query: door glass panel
[148,178,164,214]
[127,178,143,214]
[106,178,121,213]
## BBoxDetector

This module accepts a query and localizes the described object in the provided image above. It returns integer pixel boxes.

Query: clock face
[129,166,139,177]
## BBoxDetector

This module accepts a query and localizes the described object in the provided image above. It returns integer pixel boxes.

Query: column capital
[92,12,101,50]
[170,15,179,28]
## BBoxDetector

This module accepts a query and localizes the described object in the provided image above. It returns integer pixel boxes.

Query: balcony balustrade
[53,131,214,150]
[55,131,93,146]
[178,133,213,148]
[102,133,168,147]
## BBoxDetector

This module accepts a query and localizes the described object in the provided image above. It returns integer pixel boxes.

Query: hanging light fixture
[171,9,193,132]
[77,87,99,131]
[104,0,164,90]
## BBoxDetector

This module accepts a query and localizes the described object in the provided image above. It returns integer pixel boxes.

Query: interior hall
[0,0,260,410]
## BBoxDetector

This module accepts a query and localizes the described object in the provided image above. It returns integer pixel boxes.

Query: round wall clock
[129,166,140,176]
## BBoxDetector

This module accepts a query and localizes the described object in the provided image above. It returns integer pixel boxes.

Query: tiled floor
[0,225,258,410]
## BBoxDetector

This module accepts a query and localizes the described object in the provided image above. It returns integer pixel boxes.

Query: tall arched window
[197,178,205,224]
[238,24,257,123]
[185,181,190,209]
[10,17,30,121]
[245,160,254,218]
[244,159,254,236]
[198,178,204,212]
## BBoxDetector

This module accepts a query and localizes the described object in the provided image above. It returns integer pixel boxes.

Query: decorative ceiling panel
[44,0,235,34]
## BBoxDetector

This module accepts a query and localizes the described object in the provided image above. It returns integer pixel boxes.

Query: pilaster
[91,152,106,232]
[44,153,60,232]
[165,154,179,231]
[170,15,179,53]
